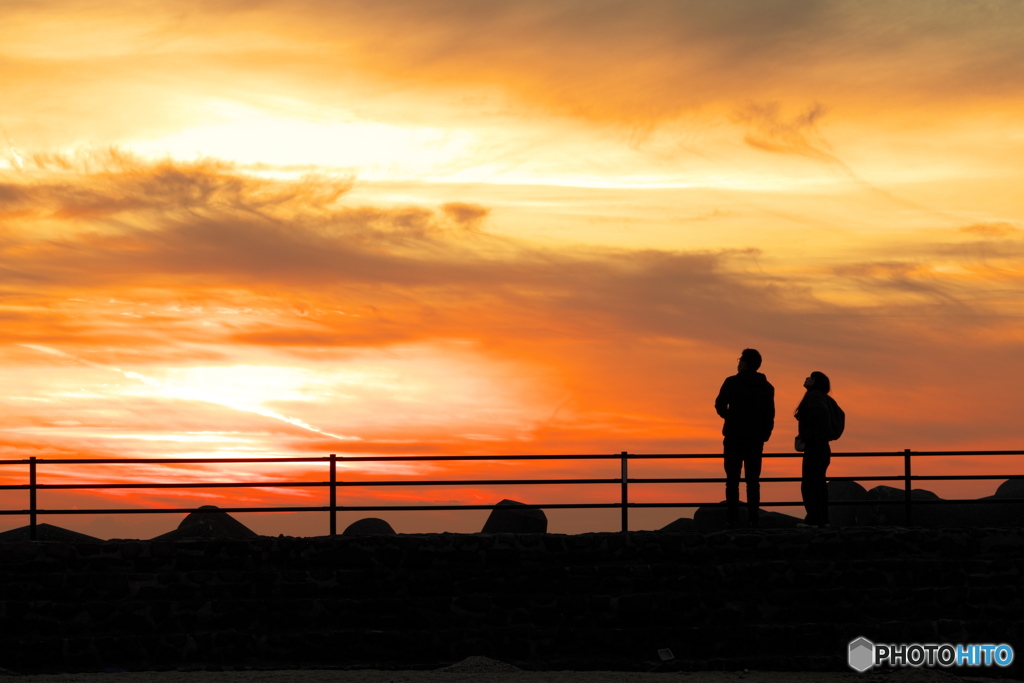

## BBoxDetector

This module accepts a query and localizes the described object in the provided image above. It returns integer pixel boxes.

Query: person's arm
[714,379,731,420]
[763,384,775,442]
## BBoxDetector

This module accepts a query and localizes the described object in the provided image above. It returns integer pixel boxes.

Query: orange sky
[2,1,1023,537]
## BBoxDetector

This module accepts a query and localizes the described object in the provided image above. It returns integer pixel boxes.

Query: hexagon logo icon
[848,637,875,672]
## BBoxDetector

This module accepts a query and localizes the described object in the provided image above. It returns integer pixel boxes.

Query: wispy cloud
[960,222,1019,238]
[3,154,1023,458]
[737,102,835,162]
[5,0,1024,151]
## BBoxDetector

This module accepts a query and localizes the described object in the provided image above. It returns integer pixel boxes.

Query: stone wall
[1,527,1022,674]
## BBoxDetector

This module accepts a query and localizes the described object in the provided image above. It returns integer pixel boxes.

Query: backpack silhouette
[825,396,845,441]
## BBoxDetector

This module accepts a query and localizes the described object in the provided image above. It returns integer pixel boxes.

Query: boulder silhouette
[758,510,803,528]
[863,486,942,526]
[693,503,800,530]
[342,517,396,536]
[827,480,868,527]
[933,479,1024,527]
[481,499,547,533]
[0,523,103,543]
[659,517,696,532]
[987,478,1024,526]
[862,481,1024,528]
[995,478,1024,500]
[944,495,1008,526]
[693,501,735,531]
[151,505,258,541]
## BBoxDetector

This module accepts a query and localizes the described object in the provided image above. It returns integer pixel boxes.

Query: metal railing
[1,450,1022,540]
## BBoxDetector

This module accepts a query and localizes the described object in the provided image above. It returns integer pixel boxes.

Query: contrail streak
[21,344,359,442]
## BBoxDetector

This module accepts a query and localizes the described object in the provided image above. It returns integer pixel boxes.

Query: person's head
[803,371,831,394]
[737,348,762,372]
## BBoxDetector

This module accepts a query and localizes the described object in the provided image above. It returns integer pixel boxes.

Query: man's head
[738,348,762,372]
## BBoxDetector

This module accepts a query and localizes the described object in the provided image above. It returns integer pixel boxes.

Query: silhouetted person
[795,370,844,527]
[715,348,775,528]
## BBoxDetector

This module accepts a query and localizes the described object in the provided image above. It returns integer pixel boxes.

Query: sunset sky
[2,1,1023,537]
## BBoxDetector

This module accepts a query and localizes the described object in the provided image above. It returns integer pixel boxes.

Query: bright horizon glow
[20,344,360,443]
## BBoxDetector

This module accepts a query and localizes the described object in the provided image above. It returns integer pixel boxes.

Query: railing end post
[903,448,913,527]
[29,456,38,541]
[329,454,338,537]
[620,451,629,533]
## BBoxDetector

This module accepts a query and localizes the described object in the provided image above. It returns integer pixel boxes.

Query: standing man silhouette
[715,348,775,528]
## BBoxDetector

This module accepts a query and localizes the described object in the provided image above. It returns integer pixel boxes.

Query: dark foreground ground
[7,664,1023,682]
[2,527,1022,677]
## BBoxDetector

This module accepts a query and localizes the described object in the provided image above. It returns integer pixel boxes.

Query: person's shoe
[796,523,813,528]
[748,518,760,529]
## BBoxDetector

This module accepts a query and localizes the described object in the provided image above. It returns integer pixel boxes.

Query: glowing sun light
[21,345,359,442]
[126,103,473,175]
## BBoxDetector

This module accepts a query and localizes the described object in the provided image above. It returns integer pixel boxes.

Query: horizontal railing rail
[0,450,1021,540]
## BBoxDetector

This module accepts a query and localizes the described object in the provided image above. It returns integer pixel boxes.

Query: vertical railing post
[903,449,913,527]
[620,451,629,533]
[29,457,37,541]
[329,453,337,537]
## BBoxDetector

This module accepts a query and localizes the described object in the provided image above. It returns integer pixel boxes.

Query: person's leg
[816,444,832,525]
[744,441,764,527]
[801,454,815,523]
[803,443,831,525]
[723,438,742,527]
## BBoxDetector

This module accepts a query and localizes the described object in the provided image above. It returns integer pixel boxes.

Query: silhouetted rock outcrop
[343,517,396,536]
[481,499,547,533]
[758,510,802,528]
[0,523,103,543]
[693,504,803,530]
[996,477,1024,500]
[928,483,1024,528]
[150,505,258,541]
[986,478,1024,526]
[659,517,696,532]
[689,478,1024,530]
[827,480,868,527]
[859,482,1024,527]
[935,495,1006,527]
[862,485,942,526]
[693,501,735,530]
